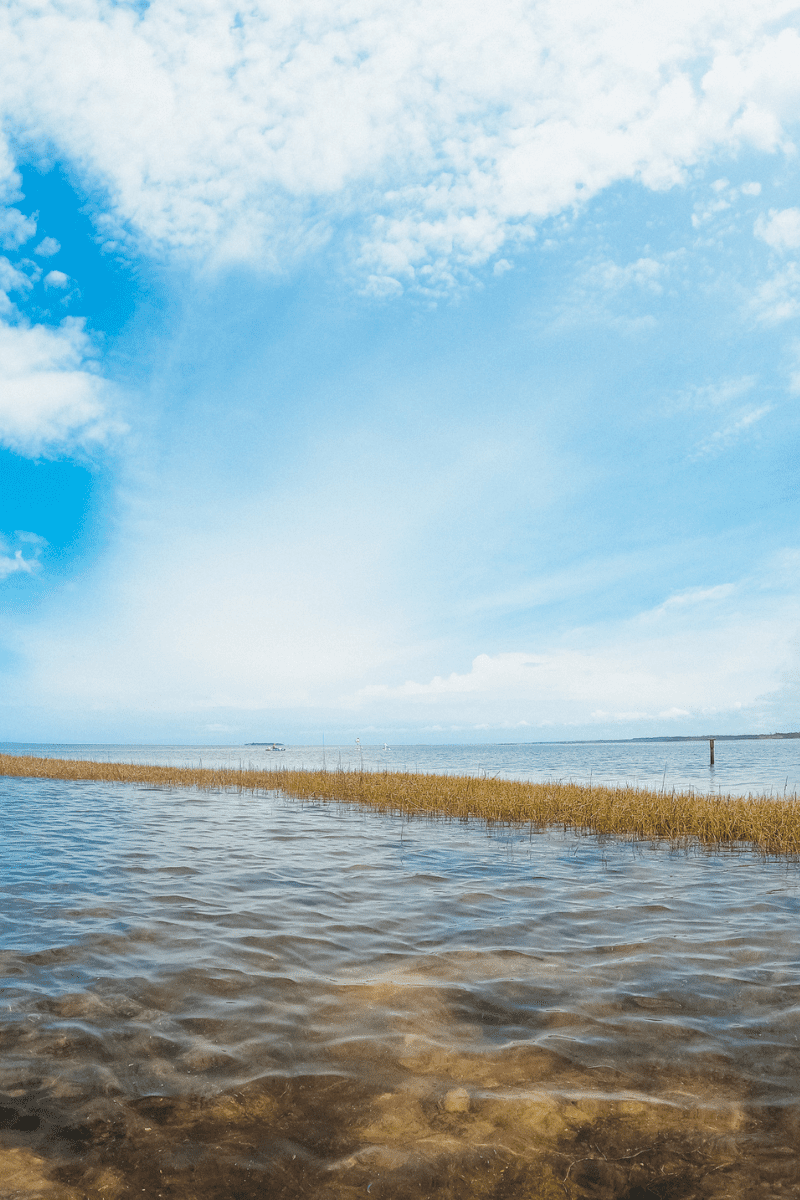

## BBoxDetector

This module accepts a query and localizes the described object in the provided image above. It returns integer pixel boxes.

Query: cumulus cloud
[570,254,677,324]
[34,237,60,257]
[0,317,125,455]
[0,185,116,456]
[0,150,36,311]
[0,137,116,457]
[0,205,36,251]
[0,137,35,244]
[0,255,35,313]
[755,206,800,250]
[558,249,688,331]
[1,0,800,287]
[751,261,800,323]
[585,256,669,296]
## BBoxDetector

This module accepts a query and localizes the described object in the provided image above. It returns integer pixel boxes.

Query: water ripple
[2,774,800,1196]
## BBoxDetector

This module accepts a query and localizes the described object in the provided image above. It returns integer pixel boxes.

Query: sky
[1,0,800,745]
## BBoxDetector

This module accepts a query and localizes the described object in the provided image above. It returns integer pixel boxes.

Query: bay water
[6,735,800,796]
[2,743,800,1198]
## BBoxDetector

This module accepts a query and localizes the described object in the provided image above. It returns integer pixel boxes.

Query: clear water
[3,748,800,1196]
[4,736,800,796]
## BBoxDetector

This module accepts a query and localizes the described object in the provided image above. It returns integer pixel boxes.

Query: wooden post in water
[709,738,715,766]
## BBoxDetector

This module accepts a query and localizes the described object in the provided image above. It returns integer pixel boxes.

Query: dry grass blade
[2,753,799,857]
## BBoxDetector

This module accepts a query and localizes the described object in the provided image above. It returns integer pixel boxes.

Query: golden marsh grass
[2,751,800,856]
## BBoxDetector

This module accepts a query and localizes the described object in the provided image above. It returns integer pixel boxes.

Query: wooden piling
[709,738,715,766]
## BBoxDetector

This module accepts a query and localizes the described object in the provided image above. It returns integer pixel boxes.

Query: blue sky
[1,0,800,743]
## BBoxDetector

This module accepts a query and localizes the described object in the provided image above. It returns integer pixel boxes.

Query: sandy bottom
[1,979,798,1200]
[4,780,800,1198]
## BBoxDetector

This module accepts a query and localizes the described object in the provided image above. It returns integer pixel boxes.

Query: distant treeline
[630,733,800,742]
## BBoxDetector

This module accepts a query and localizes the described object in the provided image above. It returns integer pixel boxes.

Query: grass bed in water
[3,752,800,856]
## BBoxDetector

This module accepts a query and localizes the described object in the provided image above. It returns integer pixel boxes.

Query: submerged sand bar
[3,752,800,856]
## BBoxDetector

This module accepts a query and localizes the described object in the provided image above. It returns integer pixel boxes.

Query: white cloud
[0,205,36,251]
[0,154,114,457]
[654,583,736,611]
[667,376,772,464]
[691,403,772,458]
[5,510,410,715]
[751,261,800,322]
[34,237,60,257]
[692,192,733,228]
[679,375,757,408]
[0,531,45,580]
[0,255,34,312]
[353,573,797,728]
[691,176,765,228]
[2,465,798,735]
[586,256,668,296]
[0,136,36,253]
[0,137,113,458]
[361,274,404,299]
[558,250,684,331]
[0,549,35,579]
[755,206,800,251]
[0,317,125,455]
[355,633,769,725]
[1,0,799,287]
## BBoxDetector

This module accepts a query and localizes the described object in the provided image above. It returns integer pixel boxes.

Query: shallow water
[5,736,800,797]
[3,772,800,1197]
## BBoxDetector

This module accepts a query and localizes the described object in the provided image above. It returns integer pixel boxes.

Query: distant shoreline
[497,733,800,744]
[629,733,800,742]
[1,734,799,749]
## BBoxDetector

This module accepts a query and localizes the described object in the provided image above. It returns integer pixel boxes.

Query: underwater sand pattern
[2,772,800,1197]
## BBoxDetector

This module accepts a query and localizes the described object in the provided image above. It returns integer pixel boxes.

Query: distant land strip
[495,732,800,743]
[3,752,800,857]
[630,732,800,741]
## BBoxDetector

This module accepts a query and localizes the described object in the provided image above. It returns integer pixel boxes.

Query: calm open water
[6,736,800,796]
[2,744,800,1198]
